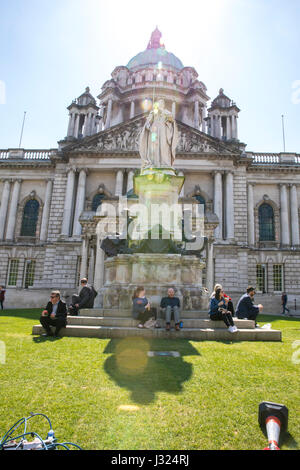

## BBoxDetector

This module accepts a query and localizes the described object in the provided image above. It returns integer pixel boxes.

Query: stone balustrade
[0,149,51,160]
[249,152,300,165]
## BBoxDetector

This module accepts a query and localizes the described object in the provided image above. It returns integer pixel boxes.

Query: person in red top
[0,286,5,310]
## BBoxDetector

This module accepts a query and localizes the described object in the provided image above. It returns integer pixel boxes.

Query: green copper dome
[127,28,184,71]
[127,47,184,71]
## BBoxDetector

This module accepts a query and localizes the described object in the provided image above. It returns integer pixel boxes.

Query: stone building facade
[1,28,300,309]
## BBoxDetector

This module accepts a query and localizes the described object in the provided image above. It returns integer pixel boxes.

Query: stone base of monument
[32,313,282,341]
[99,253,207,311]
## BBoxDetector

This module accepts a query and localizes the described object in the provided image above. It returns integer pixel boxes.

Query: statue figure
[139,99,178,169]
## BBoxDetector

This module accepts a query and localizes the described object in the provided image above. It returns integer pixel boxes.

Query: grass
[0,309,299,450]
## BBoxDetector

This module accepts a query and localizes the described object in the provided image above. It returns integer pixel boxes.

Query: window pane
[24,260,36,288]
[21,200,39,237]
[273,264,283,292]
[8,260,19,286]
[256,264,266,293]
[259,204,275,241]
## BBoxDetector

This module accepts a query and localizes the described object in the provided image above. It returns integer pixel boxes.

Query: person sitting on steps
[236,286,263,327]
[209,287,238,333]
[160,288,181,332]
[68,278,97,316]
[211,284,235,317]
[40,291,67,337]
[132,286,157,329]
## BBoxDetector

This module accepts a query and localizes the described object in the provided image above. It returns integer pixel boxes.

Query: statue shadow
[103,338,200,405]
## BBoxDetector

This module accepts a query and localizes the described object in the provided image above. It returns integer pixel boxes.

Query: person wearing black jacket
[69,278,96,315]
[40,291,67,337]
[236,286,263,325]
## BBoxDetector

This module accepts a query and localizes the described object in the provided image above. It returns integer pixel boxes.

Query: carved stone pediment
[64,115,239,156]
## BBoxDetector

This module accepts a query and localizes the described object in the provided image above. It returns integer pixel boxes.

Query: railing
[250,153,300,165]
[252,153,280,164]
[24,150,51,160]
[0,149,51,160]
[0,151,9,159]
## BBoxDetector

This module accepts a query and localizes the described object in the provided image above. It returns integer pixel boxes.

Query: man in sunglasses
[39,291,67,337]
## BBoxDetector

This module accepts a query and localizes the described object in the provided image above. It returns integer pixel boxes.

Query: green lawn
[0,309,299,450]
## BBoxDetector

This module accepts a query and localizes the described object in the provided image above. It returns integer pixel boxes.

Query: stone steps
[80,309,209,319]
[66,316,256,330]
[32,323,282,342]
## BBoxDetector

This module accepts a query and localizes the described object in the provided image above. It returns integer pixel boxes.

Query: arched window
[21,199,39,237]
[92,194,105,212]
[194,195,206,213]
[259,203,275,241]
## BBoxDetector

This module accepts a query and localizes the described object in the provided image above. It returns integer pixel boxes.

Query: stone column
[206,238,214,293]
[88,244,96,284]
[202,107,207,133]
[127,170,135,193]
[225,171,234,240]
[247,183,255,246]
[130,101,135,119]
[216,115,222,139]
[178,171,184,198]
[115,170,124,197]
[194,100,199,129]
[40,179,53,242]
[83,114,89,138]
[67,113,74,137]
[172,102,176,118]
[73,114,80,138]
[6,179,22,241]
[290,184,300,246]
[213,171,223,239]
[61,168,76,236]
[226,116,232,140]
[94,233,105,290]
[0,179,11,240]
[80,235,90,281]
[210,116,214,137]
[280,184,290,246]
[73,169,87,237]
[105,99,113,129]
[232,116,238,139]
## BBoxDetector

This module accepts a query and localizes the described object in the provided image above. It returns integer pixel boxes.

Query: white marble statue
[139,99,178,169]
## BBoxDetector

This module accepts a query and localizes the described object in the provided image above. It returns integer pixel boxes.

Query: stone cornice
[0,161,54,169]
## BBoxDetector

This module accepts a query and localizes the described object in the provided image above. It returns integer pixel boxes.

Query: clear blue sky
[0,0,299,152]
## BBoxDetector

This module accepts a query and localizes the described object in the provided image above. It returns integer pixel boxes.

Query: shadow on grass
[103,338,199,405]
[33,335,63,344]
[0,309,41,321]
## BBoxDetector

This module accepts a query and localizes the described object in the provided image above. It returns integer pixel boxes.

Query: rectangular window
[24,260,36,288]
[273,264,283,292]
[7,259,19,287]
[256,264,267,293]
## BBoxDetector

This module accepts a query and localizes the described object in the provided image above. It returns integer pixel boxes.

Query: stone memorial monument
[99,101,210,312]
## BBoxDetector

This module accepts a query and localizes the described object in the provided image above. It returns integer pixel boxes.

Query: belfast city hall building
[1,28,300,309]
